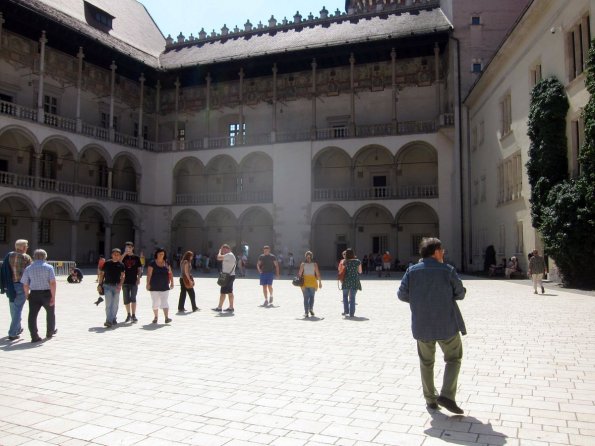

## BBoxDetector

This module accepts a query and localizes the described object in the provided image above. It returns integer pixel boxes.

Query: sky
[140,0,347,38]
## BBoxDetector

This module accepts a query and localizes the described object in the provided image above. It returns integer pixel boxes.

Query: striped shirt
[20,261,56,291]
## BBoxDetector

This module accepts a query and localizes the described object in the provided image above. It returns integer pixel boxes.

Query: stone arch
[396,202,440,264]
[79,144,110,190]
[0,125,39,178]
[112,153,140,192]
[111,207,138,251]
[204,207,239,253]
[38,198,76,261]
[238,152,273,200]
[173,157,205,202]
[0,193,36,254]
[172,209,206,255]
[311,204,352,268]
[312,146,351,193]
[238,206,274,265]
[395,141,439,198]
[39,135,78,183]
[77,204,108,265]
[205,155,239,195]
[352,203,395,260]
[352,144,395,199]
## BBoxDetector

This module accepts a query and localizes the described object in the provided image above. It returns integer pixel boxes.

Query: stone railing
[312,184,438,201]
[175,190,273,205]
[0,171,137,202]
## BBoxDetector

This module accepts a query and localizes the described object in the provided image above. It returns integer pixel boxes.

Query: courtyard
[1,272,594,446]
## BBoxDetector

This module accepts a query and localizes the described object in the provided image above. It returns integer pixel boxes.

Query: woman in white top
[298,251,322,318]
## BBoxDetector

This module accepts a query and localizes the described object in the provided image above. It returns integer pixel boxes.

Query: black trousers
[28,290,55,339]
[178,278,197,311]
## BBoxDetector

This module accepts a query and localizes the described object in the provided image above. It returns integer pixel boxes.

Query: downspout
[451,34,467,271]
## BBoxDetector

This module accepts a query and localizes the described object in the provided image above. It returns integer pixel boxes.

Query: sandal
[152,318,157,324]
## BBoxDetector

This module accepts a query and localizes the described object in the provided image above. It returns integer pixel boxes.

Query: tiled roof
[160,8,452,69]
[14,0,165,67]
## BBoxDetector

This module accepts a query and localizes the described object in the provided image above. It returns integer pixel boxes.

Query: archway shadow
[426,413,508,445]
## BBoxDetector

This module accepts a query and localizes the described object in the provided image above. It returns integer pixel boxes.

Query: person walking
[146,247,174,324]
[0,239,32,341]
[397,237,467,414]
[99,248,125,327]
[20,249,57,342]
[212,244,236,313]
[382,251,392,277]
[298,251,322,318]
[339,248,362,318]
[178,250,198,312]
[528,249,546,294]
[257,245,279,306]
[121,241,142,323]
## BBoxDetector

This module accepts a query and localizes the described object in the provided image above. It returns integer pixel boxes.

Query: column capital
[110,60,117,72]
[349,53,355,65]
[272,63,277,75]
[139,73,146,84]
[77,46,85,59]
[311,58,317,69]
[238,67,244,79]
[174,77,180,88]
[391,48,396,60]
[39,30,47,45]
[0,12,6,27]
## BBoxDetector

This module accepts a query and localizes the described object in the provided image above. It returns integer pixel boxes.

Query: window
[567,15,591,81]
[472,179,479,206]
[497,151,522,204]
[411,234,428,256]
[498,225,505,256]
[229,123,245,146]
[479,120,485,145]
[134,123,148,139]
[471,16,481,25]
[0,93,13,103]
[480,175,486,203]
[571,118,584,177]
[472,63,482,73]
[530,63,542,88]
[38,219,51,244]
[471,126,478,151]
[515,221,524,254]
[85,1,114,30]
[100,112,118,131]
[500,93,512,137]
[43,95,57,115]
[0,215,7,243]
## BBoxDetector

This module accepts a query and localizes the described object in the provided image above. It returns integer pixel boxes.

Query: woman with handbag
[178,251,198,312]
[339,248,362,318]
[298,251,322,318]
[146,247,174,324]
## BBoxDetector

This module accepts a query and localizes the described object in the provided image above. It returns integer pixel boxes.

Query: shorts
[383,262,391,270]
[221,275,235,294]
[122,284,138,305]
[260,272,274,286]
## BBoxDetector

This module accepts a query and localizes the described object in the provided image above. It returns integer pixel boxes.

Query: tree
[536,43,595,288]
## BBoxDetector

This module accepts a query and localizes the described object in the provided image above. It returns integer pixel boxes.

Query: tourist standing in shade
[397,237,466,414]
[178,250,198,312]
[146,247,174,324]
[21,249,57,342]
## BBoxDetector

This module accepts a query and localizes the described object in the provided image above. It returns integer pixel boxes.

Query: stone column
[434,42,441,118]
[155,80,161,142]
[271,64,277,143]
[174,77,180,147]
[76,47,84,132]
[31,218,39,252]
[311,58,317,139]
[138,73,145,148]
[391,48,397,133]
[238,68,244,145]
[34,152,41,189]
[109,60,117,141]
[0,13,5,45]
[37,31,48,124]
[104,224,111,257]
[70,221,77,261]
[107,168,113,198]
[349,53,356,135]
[205,73,211,146]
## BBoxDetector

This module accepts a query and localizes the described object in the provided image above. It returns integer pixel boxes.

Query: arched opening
[312,147,351,201]
[173,157,205,204]
[79,145,110,195]
[172,209,205,255]
[112,208,137,251]
[39,137,77,191]
[204,208,238,255]
[396,203,440,265]
[396,142,439,198]
[238,152,273,202]
[112,154,139,200]
[311,205,352,268]
[38,200,74,260]
[205,155,239,203]
[77,205,107,265]
[0,195,35,254]
[238,207,274,265]
[353,144,394,199]
[0,127,37,186]
[353,204,395,259]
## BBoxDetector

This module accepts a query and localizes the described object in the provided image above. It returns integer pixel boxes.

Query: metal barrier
[0,260,76,276]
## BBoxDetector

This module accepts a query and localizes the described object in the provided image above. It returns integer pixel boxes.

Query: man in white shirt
[212,244,236,313]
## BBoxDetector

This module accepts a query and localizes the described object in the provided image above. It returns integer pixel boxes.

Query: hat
[111,248,122,254]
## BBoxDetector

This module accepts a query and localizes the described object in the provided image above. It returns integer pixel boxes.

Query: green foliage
[537,42,595,288]
[526,77,569,228]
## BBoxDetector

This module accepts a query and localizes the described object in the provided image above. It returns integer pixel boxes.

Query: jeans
[104,284,120,323]
[28,290,55,339]
[417,333,463,404]
[302,287,315,314]
[8,282,26,337]
[342,288,357,316]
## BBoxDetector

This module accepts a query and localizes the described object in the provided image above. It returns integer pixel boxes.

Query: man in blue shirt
[21,249,57,343]
[398,237,466,414]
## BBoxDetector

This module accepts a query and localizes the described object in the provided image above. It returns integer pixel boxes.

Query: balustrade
[313,184,438,201]
[175,190,272,205]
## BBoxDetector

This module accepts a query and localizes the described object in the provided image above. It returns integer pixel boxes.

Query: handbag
[97,283,104,295]
[217,263,236,287]
[183,275,194,288]
[337,264,346,283]
[292,275,304,287]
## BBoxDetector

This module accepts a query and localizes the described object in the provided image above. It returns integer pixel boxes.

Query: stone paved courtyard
[1,271,594,446]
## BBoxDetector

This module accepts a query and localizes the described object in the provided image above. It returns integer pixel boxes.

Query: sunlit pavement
[1,271,594,446]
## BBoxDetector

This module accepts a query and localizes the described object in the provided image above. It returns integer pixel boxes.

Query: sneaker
[104,321,112,328]
[165,318,172,323]
[131,315,138,323]
[427,402,439,410]
[8,335,20,341]
[304,313,309,318]
[310,310,315,317]
[31,336,42,343]
[269,296,273,304]
[152,318,157,324]
[263,300,268,307]
[112,319,117,325]
[125,315,131,323]
[46,329,58,339]
[224,308,234,312]
[534,291,538,294]
[211,307,222,312]
[541,286,545,294]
